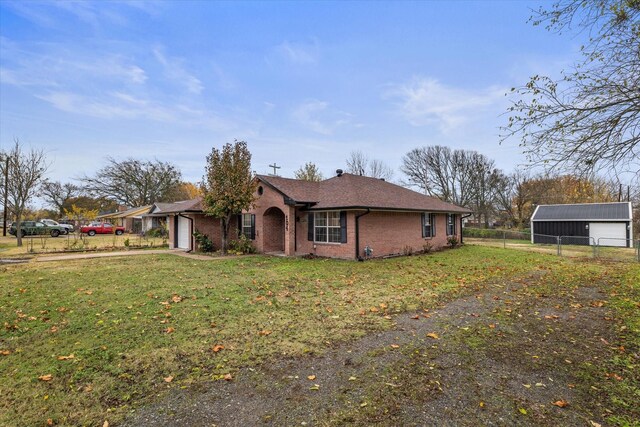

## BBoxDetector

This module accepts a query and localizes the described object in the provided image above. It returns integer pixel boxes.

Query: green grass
[0,246,635,426]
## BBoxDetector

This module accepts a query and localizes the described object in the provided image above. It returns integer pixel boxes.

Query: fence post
[503,231,506,249]
[557,236,561,256]
[591,237,596,258]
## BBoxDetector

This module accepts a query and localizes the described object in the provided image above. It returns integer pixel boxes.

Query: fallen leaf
[258,330,272,336]
[523,384,531,388]
[307,375,316,380]
[0,350,10,356]
[488,324,496,329]
[552,400,569,408]
[57,354,75,360]
[426,332,439,339]
[103,421,109,427]
[223,373,233,381]
[163,376,173,383]
[518,408,527,415]
[589,421,602,427]
[379,303,388,309]
[411,315,420,320]
[171,295,182,303]
[348,376,357,381]
[390,344,400,349]
[369,307,379,313]
[479,401,485,408]
[212,345,225,353]
[360,402,368,407]
[46,419,53,426]
[38,374,53,382]
[165,327,175,334]
[309,384,319,390]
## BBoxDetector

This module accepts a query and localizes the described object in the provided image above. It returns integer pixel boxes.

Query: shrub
[124,238,130,247]
[402,245,414,256]
[192,230,214,252]
[422,241,433,254]
[228,235,256,254]
[146,227,168,238]
[447,236,459,248]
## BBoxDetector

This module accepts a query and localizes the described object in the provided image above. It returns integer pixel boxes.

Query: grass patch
[0,246,616,425]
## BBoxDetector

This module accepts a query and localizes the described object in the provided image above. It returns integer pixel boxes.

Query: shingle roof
[531,202,632,221]
[154,198,203,214]
[258,173,471,213]
[96,205,151,219]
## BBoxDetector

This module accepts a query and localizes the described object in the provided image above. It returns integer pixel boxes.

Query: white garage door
[589,222,627,247]
[177,216,190,249]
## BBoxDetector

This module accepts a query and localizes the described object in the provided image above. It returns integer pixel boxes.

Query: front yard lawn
[1,246,638,426]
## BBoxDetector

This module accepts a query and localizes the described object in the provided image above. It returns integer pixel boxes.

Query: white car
[40,219,74,234]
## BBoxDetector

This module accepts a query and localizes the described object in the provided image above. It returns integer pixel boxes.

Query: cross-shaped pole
[268,163,281,176]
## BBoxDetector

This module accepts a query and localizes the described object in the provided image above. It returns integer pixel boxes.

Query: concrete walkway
[34,249,227,263]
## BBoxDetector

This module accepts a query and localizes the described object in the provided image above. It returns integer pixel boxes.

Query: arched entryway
[263,207,285,253]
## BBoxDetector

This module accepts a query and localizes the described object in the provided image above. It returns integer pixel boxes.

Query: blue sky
[0,0,584,187]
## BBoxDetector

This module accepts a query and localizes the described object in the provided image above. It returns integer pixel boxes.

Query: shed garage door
[177,216,190,249]
[589,222,627,247]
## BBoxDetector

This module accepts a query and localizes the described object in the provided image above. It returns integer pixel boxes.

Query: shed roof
[531,202,632,221]
[258,173,471,213]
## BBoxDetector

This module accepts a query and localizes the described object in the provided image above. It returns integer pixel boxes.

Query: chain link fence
[15,232,169,255]
[463,228,639,262]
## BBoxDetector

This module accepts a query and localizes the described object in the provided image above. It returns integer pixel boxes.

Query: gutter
[177,213,194,252]
[355,209,371,261]
[461,213,473,244]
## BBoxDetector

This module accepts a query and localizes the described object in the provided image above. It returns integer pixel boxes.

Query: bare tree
[346,150,368,176]
[1,139,49,246]
[82,157,182,207]
[294,162,324,182]
[346,150,394,180]
[40,180,81,216]
[368,159,394,181]
[503,0,639,178]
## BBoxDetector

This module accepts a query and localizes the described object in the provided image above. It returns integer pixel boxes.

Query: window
[312,211,345,243]
[241,213,255,240]
[422,213,436,238]
[447,214,456,236]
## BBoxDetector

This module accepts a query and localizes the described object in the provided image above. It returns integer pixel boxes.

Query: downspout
[178,213,194,252]
[461,213,473,244]
[355,209,371,261]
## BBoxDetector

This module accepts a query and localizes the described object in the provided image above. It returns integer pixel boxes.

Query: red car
[80,222,125,236]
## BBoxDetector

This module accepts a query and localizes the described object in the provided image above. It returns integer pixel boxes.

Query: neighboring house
[95,205,152,234]
[142,202,175,233]
[161,198,237,252]
[531,202,633,247]
[244,171,470,260]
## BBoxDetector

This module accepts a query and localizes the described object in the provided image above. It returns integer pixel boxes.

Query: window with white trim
[314,211,341,243]
[447,213,456,236]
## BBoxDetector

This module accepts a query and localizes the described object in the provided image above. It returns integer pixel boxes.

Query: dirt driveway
[123,267,633,427]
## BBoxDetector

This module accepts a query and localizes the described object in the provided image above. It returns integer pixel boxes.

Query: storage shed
[531,202,633,247]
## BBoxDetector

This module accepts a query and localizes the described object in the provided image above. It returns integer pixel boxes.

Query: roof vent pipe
[336,169,343,177]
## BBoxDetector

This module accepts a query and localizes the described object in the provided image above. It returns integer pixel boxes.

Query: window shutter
[250,214,256,240]
[307,213,314,241]
[237,214,242,238]
[340,211,347,243]
[431,213,436,237]
[421,213,426,238]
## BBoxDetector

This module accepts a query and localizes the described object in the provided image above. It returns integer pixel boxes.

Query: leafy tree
[346,150,394,180]
[82,157,182,206]
[1,139,49,246]
[201,140,257,254]
[503,0,639,178]
[167,182,202,201]
[40,180,81,216]
[62,196,117,215]
[294,162,324,182]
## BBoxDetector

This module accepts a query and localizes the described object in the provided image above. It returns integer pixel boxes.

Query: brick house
[162,171,470,258]
[244,171,470,260]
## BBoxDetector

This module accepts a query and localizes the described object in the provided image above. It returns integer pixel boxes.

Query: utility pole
[2,155,8,236]
[268,163,281,176]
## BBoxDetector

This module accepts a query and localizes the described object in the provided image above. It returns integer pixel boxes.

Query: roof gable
[532,202,632,221]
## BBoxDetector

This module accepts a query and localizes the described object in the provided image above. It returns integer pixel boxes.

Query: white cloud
[385,77,506,132]
[292,100,352,135]
[153,47,203,94]
[275,40,319,64]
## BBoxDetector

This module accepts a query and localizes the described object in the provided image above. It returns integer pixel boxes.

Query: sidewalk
[34,249,225,263]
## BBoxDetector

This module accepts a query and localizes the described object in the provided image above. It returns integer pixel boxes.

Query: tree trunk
[221,217,229,255]
[15,215,22,247]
